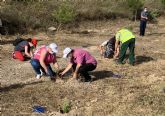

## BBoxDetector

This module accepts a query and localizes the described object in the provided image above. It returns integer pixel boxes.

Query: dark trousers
[30,59,56,77]
[118,38,135,65]
[140,20,147,36]
[72,63,96,80]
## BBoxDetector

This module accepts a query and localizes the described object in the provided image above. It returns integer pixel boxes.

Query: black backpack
[13,37,24,46]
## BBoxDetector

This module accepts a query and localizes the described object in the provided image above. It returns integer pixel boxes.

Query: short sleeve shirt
[14,41,29,52]
[115,29,135,43]
[101,37,116,50]
[33,45,56,65]
[70,48,97,65]
[141,11,148,21]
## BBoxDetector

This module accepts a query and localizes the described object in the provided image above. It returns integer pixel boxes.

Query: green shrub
[126,0,144,21]
[52,2,76,24]
[0,0,165,34]
[148,10,160,22]
[161,0,165,8]
[60,99,71,113]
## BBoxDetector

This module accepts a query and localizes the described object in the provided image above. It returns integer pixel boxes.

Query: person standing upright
[140,7,148,36]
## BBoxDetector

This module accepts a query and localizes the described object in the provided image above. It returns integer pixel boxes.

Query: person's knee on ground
[14,51,25,61]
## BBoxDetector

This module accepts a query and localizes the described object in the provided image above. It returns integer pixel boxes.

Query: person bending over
[60,48,97,82]
[30,43,59,80]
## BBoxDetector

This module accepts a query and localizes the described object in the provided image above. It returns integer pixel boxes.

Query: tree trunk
[134,10,137,22]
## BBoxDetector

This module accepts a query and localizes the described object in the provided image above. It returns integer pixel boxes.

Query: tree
[161,0,165,9]
[52,2,75,31]
[126,0,144,21]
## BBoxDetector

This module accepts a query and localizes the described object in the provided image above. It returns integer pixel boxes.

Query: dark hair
[71,49,74,53]
[27,38,32,42]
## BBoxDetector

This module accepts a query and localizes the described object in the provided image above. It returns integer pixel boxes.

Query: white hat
[49,43,58,53]
[63,47,72,58]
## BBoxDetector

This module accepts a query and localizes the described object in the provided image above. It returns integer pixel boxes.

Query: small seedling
[60,99,71,113]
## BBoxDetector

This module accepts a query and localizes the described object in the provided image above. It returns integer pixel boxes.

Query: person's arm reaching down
[39,50,48,74]
[73,63,81,78]
[60,63,73,76]
[24,46,32,58]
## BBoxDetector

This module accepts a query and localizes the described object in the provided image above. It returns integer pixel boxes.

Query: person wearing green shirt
[114,28,135,65]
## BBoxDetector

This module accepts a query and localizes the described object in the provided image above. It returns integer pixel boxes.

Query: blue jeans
[30,59,56,77]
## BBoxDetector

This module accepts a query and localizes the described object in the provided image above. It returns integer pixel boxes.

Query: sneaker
[36,74,41,79]
[85,78,92,83]
[40,69,46,76]
[115,60,125,65]
[40,69,44,76]
[78,77,92,83]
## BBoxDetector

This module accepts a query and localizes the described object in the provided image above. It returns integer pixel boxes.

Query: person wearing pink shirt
[30,43,59,80]
[60,48,97,82]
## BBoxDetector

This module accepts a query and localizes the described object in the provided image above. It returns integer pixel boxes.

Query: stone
[48,27,57,32]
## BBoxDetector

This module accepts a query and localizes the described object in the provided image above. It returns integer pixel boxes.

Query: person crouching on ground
[98,36,120,59]
[115,28,136,66]
[13,38,37,61]
[30,43,59,80]
[60,48,97,82]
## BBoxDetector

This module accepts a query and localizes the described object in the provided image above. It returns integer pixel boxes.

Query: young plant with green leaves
[60,99,71,113]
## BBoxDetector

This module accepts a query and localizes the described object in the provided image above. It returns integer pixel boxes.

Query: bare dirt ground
[0,18,165,116]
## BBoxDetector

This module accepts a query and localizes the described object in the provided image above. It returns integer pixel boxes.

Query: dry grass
[0,18,165,116]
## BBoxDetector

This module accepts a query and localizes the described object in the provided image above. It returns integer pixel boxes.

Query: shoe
[36,74,41,79]
[85,78,92,82]
[129,63,135,66]
[115,61,123,65]
[114,59,126,65]
[50,77,56,82]
[40,69,43,76]
[12,52,16,59]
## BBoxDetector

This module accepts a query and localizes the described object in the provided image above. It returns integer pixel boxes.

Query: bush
[52,2,76,24]
[126,0,144,21]
[161,0,165,8]
[0,0,164,34]
[148,10,160,22]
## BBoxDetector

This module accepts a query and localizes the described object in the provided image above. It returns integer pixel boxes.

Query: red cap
[31,38,37,48]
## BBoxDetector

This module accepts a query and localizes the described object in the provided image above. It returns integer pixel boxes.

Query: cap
[49,43,58,53]
[31,38,37,48]
[63,47,72,58]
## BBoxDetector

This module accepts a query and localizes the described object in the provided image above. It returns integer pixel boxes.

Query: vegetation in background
[0,0,165,33]
[148,10,161,22]
[52,2,75,24]
[161,0,165,8]
[126,0,144,21]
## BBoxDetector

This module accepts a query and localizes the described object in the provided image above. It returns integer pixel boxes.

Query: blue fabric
[33,106,45,113]
[30,59,56,77]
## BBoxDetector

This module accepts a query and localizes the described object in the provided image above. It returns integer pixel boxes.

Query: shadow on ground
[91,70,114,81]
[147,32,165,36]
[135,55,154,65]
[0,81,44,92]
